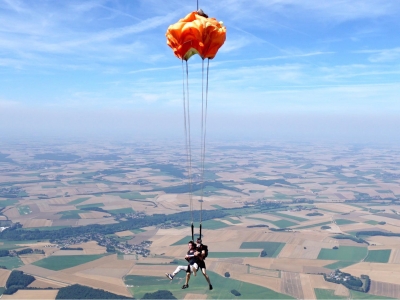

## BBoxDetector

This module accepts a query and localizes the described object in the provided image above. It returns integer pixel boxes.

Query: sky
[1,0,400,143]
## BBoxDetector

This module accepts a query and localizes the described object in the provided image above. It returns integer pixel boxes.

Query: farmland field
[335,219,357,225]
[224,217,242,224]
[317,246,368,261]
[170,236,192,246]
[270,212,308,222]
[295,221,331,229]
[350,290,395,299]
[107,207,134,214]
[364,220,379,225]
[0,256,23,269]
[32,254,104,270]
[314,288,346,299]
[364,249,391,263]
[76,203,104,209]
[201,219,230,229]
[17,205,31,215]
[208,252,260,258]
[67,197,91,205]
[126,271,293,299]
[241,242,285,257]
[57,210,83,219]
[323,260,357,270]
[246,217,298,228]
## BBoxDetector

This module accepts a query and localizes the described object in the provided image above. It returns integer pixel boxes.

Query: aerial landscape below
[1,140,400,299]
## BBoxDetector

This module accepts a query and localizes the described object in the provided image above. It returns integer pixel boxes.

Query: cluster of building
[327,270,352,282]
[52,232,151,257]
[0,187,23,198]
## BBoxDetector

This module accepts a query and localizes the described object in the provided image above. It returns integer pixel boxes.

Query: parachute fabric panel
[166,11,226,60]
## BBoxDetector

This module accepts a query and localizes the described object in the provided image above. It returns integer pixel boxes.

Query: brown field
[127,264,172,276]
[342,262,400,284]
[249,266,280,277]
[300,273,316,299]
[289,245,321,259]
[1,290,58,299]
[389,249,400,263]
[281,271,304,299]
[29,277,69,288]
[62,254,133,275]
[211,261,247,277]
[334,283,349,297]
[369,280,400,299]
[52,250,85,256]
[65,241,107,254]
[0,268,11,286]
[308,274,338,289]
[48,272,131,297]
[18,265,59,278]
[22,219,53,228]
[278,243,297,258]
[74,271,126,286]
[20,254,46,264]
[316,203,357,213]
[78,211,110,219]
[367,236,400,246]
[115,230,135,237]
[184,293,208,299]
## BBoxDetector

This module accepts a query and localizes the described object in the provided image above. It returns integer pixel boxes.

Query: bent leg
[172,265,188,276]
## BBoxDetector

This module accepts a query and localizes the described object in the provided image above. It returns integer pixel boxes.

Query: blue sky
[1,0,400,142]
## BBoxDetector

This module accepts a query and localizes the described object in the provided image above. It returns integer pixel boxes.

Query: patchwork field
[2,142,400,298]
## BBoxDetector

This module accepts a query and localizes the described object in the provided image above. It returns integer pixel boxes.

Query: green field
[314,288,346,299]
[125,271,293,299]
[273,219,298,228]
[246,216,298,228]
[335,219,357,225]
[0,256,23,269]
[211,204,225,209]
[201,220,230,230]
[0,287,5,296]
[317,246,368,261]
[269,212,308,222]
[364,249,391,263]
[241,242,285,258]
[323,260,357,269]
[107,207,134,214]
[224,217,242,224]
[57,210,83,219]
[208,252,260,258]
[170,236,193,246]
[17,205,32,215]
[76,203,104,209]
[364,220,379,225]
[130,228,146,234]
[0,199,18,207]
[67,197,91,205]
[33,255,104,271]
[23,226,70,231]
[295,221,332,229]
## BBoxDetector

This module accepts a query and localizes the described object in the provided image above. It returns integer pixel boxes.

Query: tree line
[0,209,228,241]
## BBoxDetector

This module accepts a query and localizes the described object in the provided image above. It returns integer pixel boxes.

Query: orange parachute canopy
[166,11,226,60]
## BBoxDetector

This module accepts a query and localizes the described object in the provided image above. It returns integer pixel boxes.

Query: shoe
[165,273,173,280]
[182,284,189,289]
[209,284,213,290]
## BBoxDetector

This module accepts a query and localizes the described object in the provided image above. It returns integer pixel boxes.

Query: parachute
[166,8,226,241]
[166,11,226,61]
